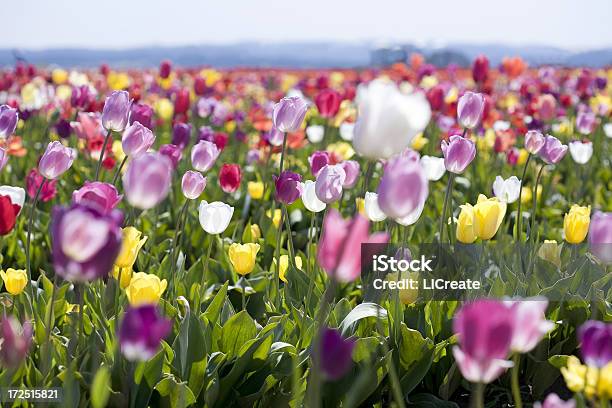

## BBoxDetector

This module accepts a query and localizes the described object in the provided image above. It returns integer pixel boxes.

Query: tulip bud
[272,96,309,133]
[181,170,206,199]
[72,181,122,214]
[191,140,220,172]
[123,152,172,209]
[564,205,591,244]
[218,163,241,193]
[420,155,446,181]
[228,243,260,275]
[576,111,597,135]
[0,105,18,139]
[578,321,612,368]
[71,85,95,110]
[308,151,330,177]
[172,122,192,149]
[538,240,562,267]
[102,90,131,132]
[315,89,341,118]
[0,268,28,295]
[122,121,155,157]
[457,91,485,129]
[525,130,545,155]
[0,316,32,367]
[492,176,521,203]
[129,103,154,130]
[274,171,303,204]
[301,180,326,213]
[589,212,612,264]
[473,194,507,240]
[456,204,477,244]
[159,144,182,169]
[198,201,234,235]
[38,141,76,179]
[568,141,593,164]
[441,135,476,174]
[315,165,346,204]
[318,328,356,380]
[506,298,554,353]
[364,192,387,222]
[126,272,167,306]
[539,135,568,164]
[340,160,360,188]
[159,60,172,79]
[377,155,428,219]
[119,305,171,361]
[472,55,490,84]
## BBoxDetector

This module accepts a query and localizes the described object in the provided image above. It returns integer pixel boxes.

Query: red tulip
[315,89,341,118]
[174,88,190,115]
[219,163,241,193]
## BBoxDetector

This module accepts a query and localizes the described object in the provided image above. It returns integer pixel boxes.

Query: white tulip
[364,192,387,222]
[339,122,354,141]
[306,125,324,143]
[568,141,593,164]
[198,201,234,235]
[301,180,326,213]
[395,200,425,226]
[0,186,25,210]
[420,156,446,181]
[492,176,521,204]
[604,123,612,138]
[353,79,431,160]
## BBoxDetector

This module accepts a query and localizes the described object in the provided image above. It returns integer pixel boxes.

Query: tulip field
[0,58,611,407]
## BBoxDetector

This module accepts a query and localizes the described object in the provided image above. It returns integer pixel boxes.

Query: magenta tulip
[441,135,476,174]
[457,92,485,129]
[0,316,32,367]
[506,298,554,353]
[0,105,18,139]
[72,181,122,214]
[340,160,360,188]
[273,171,303,204]
[377,155,428,219]
[308,151,330,177]
[123,152,172,209]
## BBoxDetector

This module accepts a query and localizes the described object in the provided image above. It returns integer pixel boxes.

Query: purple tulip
[377,155,428,219]
[319,328,355,380]
[71,85,94,110]
[578,320,612,368]
[589,212,612,264]
[457,91,485,129]
[525,130,546,155]
[182,170,207,200]
[453,300,514,384]
[0,147,7,171]
[119,305,172,361]
[315,165,346,204]
[123,152,172,209]
[576,110,597,135]
[0,316,32,367]
[272,96,309,133]
[130,103,154,130]
[506,298,554,353]
[122,121,155,157]
[273,171,303,204]
[539,135,568,164]
[159,144,182,169]
[340,160,360,188]
[441,135,476,174]
[263,127,285,146]
[309,151,330,177]
[51,203,123,282]
[38,141,76,179]
[191,140,220,173]
[101,90,131,132]
[172,122,192,149]
[197,125,215,143]
[0,105,18,139]
[535,394,575,408]
[72,181,122,214]
[55,119,72,139]
[246,149,260,165]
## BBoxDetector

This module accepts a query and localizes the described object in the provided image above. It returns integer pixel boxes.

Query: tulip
[191,140,220,172]
[568,141,593,164]
[0,268,28,295]
[267,209,282,228]
[38,141,76,179]
[247,181,264,200]
[72,181,122,214]
[101,90,131,132]
[306,125,325,143]
[198,201,234,234]
[219,163,241,193]
[0,186,25,236]
[301,180,326,213]
[353,79,431,159]
[420,155,446,181]
[317,209,389,282]
[453,300,514,384]
[275,255,303,283]
[0,105,18,139]
[560,356,599,397]
[539,135,568,165]
[473,194,507,240]
[377,155,428,219]
[0,147,8,171]
[159,144,182,169]
[71,85,95,110]
[472,55,489,84]
[441,135,476,174]
[364,192,387,222]
[492,176,521,203]
[129,103,154,129]
[125,272,167,306]
[172,122,192,149]
[538,240,562,267]
[564,205,591,244]
[309,151,330,177]
[525,130,546,155]
[318,328,356,380]
[456,204,477,244]
[339,122,354,141]
[182,170,206,199]
[155,98,174,122]
[589,212,612,264]
[536,94,557,121]
[26,169,57,202]
[264,127,285,146]
[174,88,190,115]
[315,89,341,118]
[576,110,596,135]
[534,394,576,408]
[272,96,309,132]
[395,200,425,226]
[578,321,612,368]
[51,204,123,282]
[119,305,171,361]
[123,153,172,209]
[159,60,172,79]
[506,298,554,353]
[457,91,485,129]
[113,227,147,289]
[315,164,346,204]
[228,243,260,275]
[274,171,303,204]
[340,160,360,188]
[0,316,32,367]
[122,121,156,157]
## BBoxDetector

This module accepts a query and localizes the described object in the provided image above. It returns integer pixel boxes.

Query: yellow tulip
[0,269,28,295]
[51,68,68,85]
[456,204,477,244]
[473,194,506,240]
[564,205,591,244]
[248,181,264,200]
[598,362,612,399]
[411,133,428,151]
[250,224,262,241]
[517,149,529,166]
[55,85,72,101]
[112,266,133,289]
[155,98,174,122]
[228,243,260,275]
[107,71,130,90]
[112,140,126,163]
[445,87,459,104]
[225,120,236,133]
[537,240,561,267]
[266,209,282,228]
[200,69,222,87]
[115,227,148,268]
[125,272,167,306]
[561,356,598,398]
[385,272,419,304]
[275,255,303,283]
[327,142,355,160]
[355,198,365,216]
[157,73,175,90]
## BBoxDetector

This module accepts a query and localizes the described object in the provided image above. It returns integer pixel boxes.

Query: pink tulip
[123,152,172,209]
[122,121,155,157]
[0,146,8,171]
[317,209,389,282]
[38,141,76,180]
[72,181,122,214]
[377,154,428,219]
[506,298,554,353]
[181,170,207,200]
[71,112,106,140]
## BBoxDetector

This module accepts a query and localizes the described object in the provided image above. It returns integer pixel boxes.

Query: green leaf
[219,310,257,357]
[203,281,229,325]
[155,375,196,408]
[91,366,111,408]
[408,393,459,407]
[548,355,570,369]
[339,303,388,335]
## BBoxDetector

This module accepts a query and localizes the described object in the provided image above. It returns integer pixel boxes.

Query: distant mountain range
[0,42,610,69]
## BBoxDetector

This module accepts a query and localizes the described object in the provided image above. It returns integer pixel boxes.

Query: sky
[4,0,612,50]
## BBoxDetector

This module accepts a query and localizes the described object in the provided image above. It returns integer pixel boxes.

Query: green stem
[25,179,45,311]
[515,153,531,241]
[111,155,128,186]
[439,173,455,243]
[304,214,317,312]
[529,164,547,242]
[283,205,296,266]
[471,382,485,408]
[273,208,285,311]
[279,132,289,173]
[167,200,190,306]
[361,161,375,197]
[511,354,523,408]
[197,238,214,312]
[94,129,112,181]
